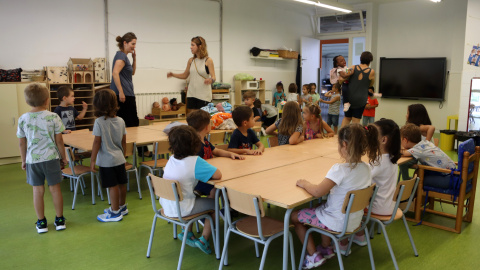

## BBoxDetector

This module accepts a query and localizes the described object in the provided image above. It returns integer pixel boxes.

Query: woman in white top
[167,36,216,113]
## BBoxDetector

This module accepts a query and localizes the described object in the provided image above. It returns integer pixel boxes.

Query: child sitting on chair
[400,123,455,189]
[228,106,265,155]
[187,110,244,198]
[161,125,221,254]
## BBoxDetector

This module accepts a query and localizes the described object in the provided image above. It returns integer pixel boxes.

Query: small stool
[446,115,458,130]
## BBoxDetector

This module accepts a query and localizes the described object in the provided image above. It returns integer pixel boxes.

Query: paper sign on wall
[467,44,480,66]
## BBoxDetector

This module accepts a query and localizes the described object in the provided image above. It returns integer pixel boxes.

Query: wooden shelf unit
[234,80,265,107]
[212,88,232,104]
[47,82,110,130]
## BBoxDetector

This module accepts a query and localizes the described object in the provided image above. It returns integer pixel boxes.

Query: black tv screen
[379,57,447,101]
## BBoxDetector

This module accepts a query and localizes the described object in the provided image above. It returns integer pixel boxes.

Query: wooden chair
[298,184,378,270]
[145,174,217,270]
[219,187,295,270]
[138,141,169,179]
[125,142,142,199]
[369,176,420,270]
[267,136,278,148]
[208,131,227,145]
[208,131,229,151]
[63,147,102,209]
[414,138,480,233]
[70,129,92,165]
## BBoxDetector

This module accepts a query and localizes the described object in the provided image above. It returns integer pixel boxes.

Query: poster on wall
[467,44,480,66]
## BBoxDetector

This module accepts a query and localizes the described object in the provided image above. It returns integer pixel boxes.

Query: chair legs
[402,216,419,256]
[134,168,142,199]
[147,215,158,258]
[219,228,232,269]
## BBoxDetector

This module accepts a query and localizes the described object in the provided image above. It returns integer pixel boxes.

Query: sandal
[195,236,212,254]
[177,230,197,247]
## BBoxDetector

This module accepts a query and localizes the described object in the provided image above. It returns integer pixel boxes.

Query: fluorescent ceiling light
[430,0,442,2]
[294,0,353,13]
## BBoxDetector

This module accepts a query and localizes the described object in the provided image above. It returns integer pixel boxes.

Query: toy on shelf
[162,97,171,111]
[216,103,225,113]
[170,98,179,111]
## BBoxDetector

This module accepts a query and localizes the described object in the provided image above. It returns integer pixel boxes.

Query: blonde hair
[192,36,208,59]
[243,91,256,99]
[24,83,49,107]
[279,101,303,136]
[337,123,380,168]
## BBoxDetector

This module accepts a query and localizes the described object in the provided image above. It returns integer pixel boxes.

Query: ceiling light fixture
[294,0,353,13]
[430,0,442,3]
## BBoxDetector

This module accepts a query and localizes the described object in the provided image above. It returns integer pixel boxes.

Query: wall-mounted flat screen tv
[379,57,447,101]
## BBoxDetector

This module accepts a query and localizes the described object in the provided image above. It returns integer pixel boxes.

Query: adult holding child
[167,36,216,113]
[341,51,375,127]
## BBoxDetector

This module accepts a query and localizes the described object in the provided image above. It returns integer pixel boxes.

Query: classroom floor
[0,136,477,270]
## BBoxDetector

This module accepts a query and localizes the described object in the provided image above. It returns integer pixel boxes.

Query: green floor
[0,137,477,269]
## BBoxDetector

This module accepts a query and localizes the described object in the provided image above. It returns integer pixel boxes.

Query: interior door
[301,37,320,88]
[0,85,20,158]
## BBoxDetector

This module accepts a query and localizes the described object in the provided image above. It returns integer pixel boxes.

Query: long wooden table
[206,139,413,269]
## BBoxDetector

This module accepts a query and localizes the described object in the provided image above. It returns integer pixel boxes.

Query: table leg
[283,208,293,270]
[215,188,221,260]
[91,172,96,205]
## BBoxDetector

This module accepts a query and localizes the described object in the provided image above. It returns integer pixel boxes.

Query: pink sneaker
[352,234,367,246]
[333,242,351,256]
[316,245,335,259]
[302,252,326,269]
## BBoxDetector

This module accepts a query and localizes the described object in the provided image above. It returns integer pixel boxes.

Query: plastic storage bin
[439,130,456,151]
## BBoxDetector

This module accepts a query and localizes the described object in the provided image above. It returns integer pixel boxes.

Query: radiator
[136,92,182,118]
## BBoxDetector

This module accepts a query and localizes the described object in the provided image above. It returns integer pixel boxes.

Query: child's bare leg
[109,185,120,211]
[201,212,215,242]
[33,185,45,219]
[118,184,127,206]
[291,210,316,255]
[334,126,338,134]
[208,187,216,199]
[320,235,332,248]
[48,183,63,218]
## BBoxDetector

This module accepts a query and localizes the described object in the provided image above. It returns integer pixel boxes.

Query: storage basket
[278,50,299,59]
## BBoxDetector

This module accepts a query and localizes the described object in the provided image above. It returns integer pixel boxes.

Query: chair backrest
[149,173,183,201]
[393,176,418,202]
[154,141,171,155]
[64,147,81,176]
[215,144,228,151]
[224,187,265,217]
[341,184,376,214]
[124,142,134,158]
[267,136,279,148]
[208,132,226,145]
[458,139,476,174]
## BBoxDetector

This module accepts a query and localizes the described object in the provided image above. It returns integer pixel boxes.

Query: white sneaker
[97,208,123,222]
[103,204,128,216]
[343,103,351,112]
[261,127,267,137]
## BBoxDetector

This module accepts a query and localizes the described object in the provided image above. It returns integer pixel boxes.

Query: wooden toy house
[93,57,109,83]
[67,58,94,83]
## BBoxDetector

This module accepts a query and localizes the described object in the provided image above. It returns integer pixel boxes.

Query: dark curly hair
[168,125,202,160]
[93,89,118,119]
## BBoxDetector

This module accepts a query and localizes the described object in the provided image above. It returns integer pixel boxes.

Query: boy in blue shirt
[187,110,243,198]
[17,83,67,233]
[228,105,265,155]
[54,86,88,133]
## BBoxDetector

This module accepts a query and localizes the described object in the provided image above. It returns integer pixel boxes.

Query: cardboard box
[68,58,93,71]
[95,70,108,83]
[46,66,68,83]
[93,58,109,83]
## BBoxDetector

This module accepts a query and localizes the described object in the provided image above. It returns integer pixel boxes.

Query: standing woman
[341,51,375,127]
[167,36,216,113]
[111,32,150,156]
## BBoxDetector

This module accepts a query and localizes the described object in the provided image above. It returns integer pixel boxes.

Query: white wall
[460,0,480,130]
[0,0,105,68]
[375,0,468,131]
[0,0,313,105]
